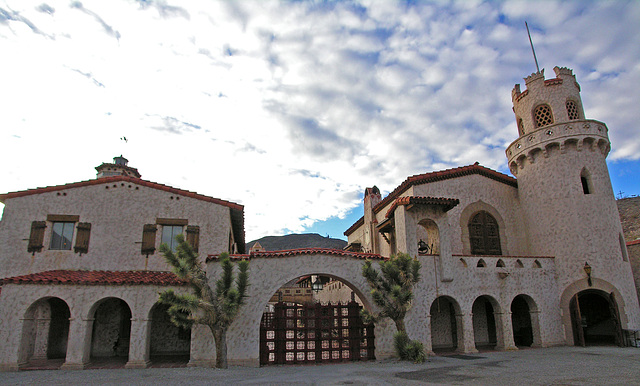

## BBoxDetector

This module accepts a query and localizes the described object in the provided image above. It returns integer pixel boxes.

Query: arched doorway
[511,295,534,347]
[430,296,461,353]
[417,219,440,254]
[570,290,623,346]
[259,274,374,366]
[19,297,70,367]
[472,296,497,350]
[149,303,191,365]
[90,298,132,361]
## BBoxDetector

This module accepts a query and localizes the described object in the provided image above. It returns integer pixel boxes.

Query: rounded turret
[506,66,639,342]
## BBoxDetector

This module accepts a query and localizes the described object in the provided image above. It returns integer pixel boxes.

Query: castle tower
[506,67,640,345]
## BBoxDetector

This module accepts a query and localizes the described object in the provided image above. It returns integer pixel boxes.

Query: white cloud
[1,0,639,240]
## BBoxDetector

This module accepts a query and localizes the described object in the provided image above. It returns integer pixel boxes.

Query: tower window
[534,104,554,128]
[566,100,579,120]
[517,118,525,135]
[580,168,592,194]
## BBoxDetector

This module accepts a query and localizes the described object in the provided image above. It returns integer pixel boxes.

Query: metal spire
[525,21,540,73]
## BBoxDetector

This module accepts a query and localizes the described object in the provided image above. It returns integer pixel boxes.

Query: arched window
[534,104,554,128]
[468,211,502,255]
[566,100,580,120]
[580,168,592,195]
[517,118,525,136]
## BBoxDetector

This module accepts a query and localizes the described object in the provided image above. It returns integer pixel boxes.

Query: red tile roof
[385,196,460,218]
[344,164,516,236]
[0,175,243,211]
[627,239,640,247]
[207,248,385,262]
[0,270,187,286]
[0,175,246,254]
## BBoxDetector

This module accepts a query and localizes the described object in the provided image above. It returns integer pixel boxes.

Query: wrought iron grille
[260,301,375,365]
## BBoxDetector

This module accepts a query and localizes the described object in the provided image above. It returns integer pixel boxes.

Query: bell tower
[506,66,640,341]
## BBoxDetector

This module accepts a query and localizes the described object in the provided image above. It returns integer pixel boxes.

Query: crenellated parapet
[506,119,610,175]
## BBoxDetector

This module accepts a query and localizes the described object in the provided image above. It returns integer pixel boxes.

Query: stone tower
[506,67,640,344]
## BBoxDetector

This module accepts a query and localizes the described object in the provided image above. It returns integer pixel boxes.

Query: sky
[1,0,639,242]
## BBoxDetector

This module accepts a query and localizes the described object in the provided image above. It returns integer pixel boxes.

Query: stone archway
[430,296,462,353]
[18,297,71,367]
[570,289,623,346]
[259,273,374,366]
[471,296,499,350]
[511,294,539,347]
[89,298,132,360]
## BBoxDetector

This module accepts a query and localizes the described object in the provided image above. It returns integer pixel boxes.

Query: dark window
[566,100,579,120]
[141,224,157,255]
[50,222,74,250]
[468,211,502,255]
[74,222,92,254]
[534,104,554,127]
[28,221,46,254]
[581,176,590,194]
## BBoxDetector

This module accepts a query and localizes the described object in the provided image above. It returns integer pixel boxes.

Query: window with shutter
[468,211,502,255]
[186,225,200,252]
[142,224,157,255]
[28,221,46,254]
[74,222,92,254]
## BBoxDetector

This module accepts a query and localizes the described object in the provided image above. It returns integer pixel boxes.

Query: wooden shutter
[142,224,157,255]
[186,225,200,253]
[74,222,91,254]
[28,221,46,254]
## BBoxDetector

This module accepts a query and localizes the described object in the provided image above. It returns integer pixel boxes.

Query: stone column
[188,324,215,367]
[457,312,478,353]
[424,314,434,356]
[437,216,454,282]
[494,311,518,351]
[125,318,151,368]
[531,310,543,347]
[61,317,93,370]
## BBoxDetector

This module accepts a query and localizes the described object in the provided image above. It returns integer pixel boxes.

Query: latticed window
[566,100,579,120]
[468,211,502,255]
[534,104,554,127]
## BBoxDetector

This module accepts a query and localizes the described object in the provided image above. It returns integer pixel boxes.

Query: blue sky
[1,0,639,242]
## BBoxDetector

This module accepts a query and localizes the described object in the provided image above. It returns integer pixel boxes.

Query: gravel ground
[1,346,639,385]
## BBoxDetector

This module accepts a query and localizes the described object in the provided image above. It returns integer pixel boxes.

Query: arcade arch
[89,298,132,360]
[430,296,462,353]
[471,296,499,350]
[149,303,191,364]
[18,297,70,366]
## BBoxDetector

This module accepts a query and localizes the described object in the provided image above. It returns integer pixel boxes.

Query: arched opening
[472,296,497,351]
[149,303,191,366]
[515,259,524,268]
[511,295,534,347]
[260,275,373,366]
[417,219,440,254]
[533,104,554,128]
[430,296,461,353]
[580,168,593,195]
[468,211,502,255]
[496,259,505,268]
[90,298,132,365]
[19,297,70,369]
[570,290,623,347]
[477,259,486,268]
[533,260,542,268]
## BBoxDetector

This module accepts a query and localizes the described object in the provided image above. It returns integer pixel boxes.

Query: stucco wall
[0,180,233,278]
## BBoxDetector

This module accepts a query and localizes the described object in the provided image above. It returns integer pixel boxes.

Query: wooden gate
[260,301,375,366]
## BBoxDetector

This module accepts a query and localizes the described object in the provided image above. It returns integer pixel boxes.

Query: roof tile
[0,270,186,286]
[207,248,385,262]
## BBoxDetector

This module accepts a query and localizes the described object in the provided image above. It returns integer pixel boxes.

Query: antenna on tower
[525,21,540,73]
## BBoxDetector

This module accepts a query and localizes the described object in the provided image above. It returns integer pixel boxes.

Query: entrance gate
[260,301,375,365]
